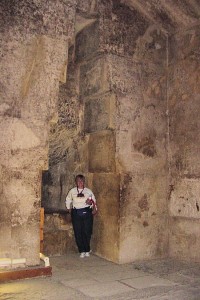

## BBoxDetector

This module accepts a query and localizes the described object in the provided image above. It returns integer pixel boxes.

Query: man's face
[76,178,84,189]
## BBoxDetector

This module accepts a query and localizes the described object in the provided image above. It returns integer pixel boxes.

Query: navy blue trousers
[71,208,93,253]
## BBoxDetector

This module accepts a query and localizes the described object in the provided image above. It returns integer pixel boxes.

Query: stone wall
[2,0,200,266]
[73,0,169,263]
[113,26,169,263]
[168,25,200,261]
[43,213,76,256]
[0,0,76,266]
[43,0,169,263]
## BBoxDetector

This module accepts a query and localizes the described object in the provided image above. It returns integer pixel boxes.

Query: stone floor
[0,252,200,300]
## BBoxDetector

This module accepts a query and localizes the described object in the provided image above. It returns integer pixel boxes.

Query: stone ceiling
[120,0,200,34]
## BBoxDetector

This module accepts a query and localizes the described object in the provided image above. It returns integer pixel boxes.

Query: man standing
[66,174,97,258]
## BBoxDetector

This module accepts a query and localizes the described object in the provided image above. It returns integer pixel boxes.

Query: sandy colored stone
[91,173,120,262]
[170,178,200,219]
[88,130,116,173]
[169,218,200,261]
[1,0,200,268]
[79,56,110,98]
[84,93,116,133]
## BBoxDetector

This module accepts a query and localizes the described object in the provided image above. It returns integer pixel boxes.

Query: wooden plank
[0,266,52,283]
[40,229,44,240]
[40,207,44,252]
[40,241,44,253]
[40,207,44,227]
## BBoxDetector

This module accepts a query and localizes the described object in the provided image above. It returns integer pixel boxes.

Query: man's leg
[82,212,93,253]
[71,210,85,253]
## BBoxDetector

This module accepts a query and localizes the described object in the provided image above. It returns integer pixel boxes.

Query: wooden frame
[0,266,52,282]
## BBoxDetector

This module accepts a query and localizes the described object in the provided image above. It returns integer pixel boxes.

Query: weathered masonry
[0,0,200,268]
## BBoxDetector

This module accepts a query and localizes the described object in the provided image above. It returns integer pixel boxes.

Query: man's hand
[66,208,71,214]
[92,205,98,215]
[85,198,93,205]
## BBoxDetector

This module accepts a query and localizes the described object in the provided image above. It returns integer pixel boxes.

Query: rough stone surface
[42,53,89,213]
[84,93,116,133]
[112,22,168,263]
[98,0,149,57]
[30,1,200,264]
[168,25,200,261]
[169,218,200,262]
[91,173,120,262]
[0,0,76,266]
[170,178,200,219]
[75,21,99,62]
[88,130,116,173]
[123,0,200,33]
[43,214,76,256]
[79,55,111,98]
[119,173,169,263]
[1,0,200,267]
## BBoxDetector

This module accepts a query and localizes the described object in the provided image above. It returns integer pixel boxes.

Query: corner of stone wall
[168,25,200,261]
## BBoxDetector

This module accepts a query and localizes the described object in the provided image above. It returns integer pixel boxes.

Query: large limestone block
[133,25,167,64]
[109,56,141,95]
[116,104,167,175]
[169,179,200,219]
[92,173,120,213]
[168,25,200,263]
[169,95,200,177]
[0,0,76,42]
[77,1,152,60]
[119,215,168,263]
[2,170,41,222]
[169,83,200,177]
[91,173,120,262]
[98,1,149,57]
[0,0,76,268]
[0,36,68,125]
[1,169,41,265]
[79,56,110,98]
[88,130,116,173]
[77,0,98,15]
[20,36,68,121]
[110,54,167,176]
[120,173,169,218]
[119,172,168,263]
[169,218,200,262]
[44,231,74,256]
[84,93,116,133]
[0,118,40,152]
[93,215,119,262]
[168,26,200,178]
[0,118,48,170]
[11,223,40,266]
[44,213,76,256]
[1,35,68,122]
[108,55,166,95]
[75,21,99,62]
[169,26,200,65]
